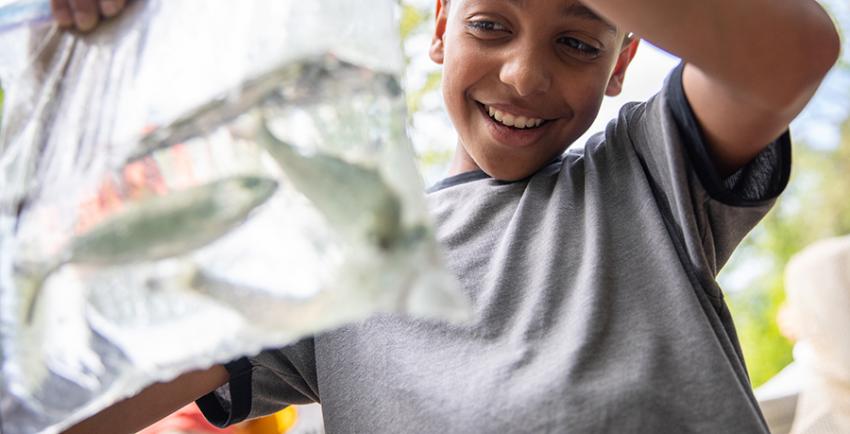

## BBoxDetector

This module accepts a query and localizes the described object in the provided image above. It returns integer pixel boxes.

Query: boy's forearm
[62,364,229,434]
[584,0,839,113]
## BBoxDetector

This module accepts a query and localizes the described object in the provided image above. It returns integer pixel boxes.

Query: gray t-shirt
[197,65,791,433]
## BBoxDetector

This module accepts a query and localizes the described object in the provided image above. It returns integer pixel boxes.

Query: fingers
[51,0,128,32]
[99,0,126,18]
[50,0,74,28]
[68,0,99,32]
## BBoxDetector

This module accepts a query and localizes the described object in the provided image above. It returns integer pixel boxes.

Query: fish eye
[242,177,261,188]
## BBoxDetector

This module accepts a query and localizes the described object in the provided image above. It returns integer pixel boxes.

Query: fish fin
[256,117,299,165]
[21,270,48,324]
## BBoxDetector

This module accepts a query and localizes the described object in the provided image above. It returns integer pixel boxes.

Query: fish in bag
[0,1,469,433]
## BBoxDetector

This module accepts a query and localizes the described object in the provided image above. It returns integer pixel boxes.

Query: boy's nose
[499,49,552,97]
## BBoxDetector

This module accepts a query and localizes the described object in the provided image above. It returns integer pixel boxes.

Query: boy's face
[430,0,639,181]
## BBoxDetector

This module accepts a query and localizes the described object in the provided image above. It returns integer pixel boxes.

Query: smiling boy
[59,0,841,432]
[436,0,635,181]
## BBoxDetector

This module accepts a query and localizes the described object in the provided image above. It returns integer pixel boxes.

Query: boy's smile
[430,0,639,181]
[476,101,556,149]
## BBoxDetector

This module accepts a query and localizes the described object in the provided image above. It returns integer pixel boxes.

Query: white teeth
[485,105,544,129]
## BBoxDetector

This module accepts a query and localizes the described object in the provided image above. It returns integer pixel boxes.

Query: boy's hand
[51,0,126,32]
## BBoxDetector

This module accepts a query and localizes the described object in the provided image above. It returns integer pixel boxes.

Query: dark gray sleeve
[622,63,791,277]
[195,337,319,427]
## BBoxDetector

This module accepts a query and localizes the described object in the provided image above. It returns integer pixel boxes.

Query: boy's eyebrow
[502,0,617,34]
[560,3,617,33]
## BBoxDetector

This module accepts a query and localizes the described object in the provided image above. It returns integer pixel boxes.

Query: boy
[58,0,840,432]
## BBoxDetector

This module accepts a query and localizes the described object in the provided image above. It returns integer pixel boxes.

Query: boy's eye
[557,36,602,59]
[466,20,508,33]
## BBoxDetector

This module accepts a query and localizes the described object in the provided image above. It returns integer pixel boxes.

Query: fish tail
[16,262,57,325]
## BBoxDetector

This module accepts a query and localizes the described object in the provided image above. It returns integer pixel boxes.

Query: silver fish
[134,55,401,160]
[19,175,278,323]
[187,268,332,329]
[132,54,407,247]
[255,119,403,250]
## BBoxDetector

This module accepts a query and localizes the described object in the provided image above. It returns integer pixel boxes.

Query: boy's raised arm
[583,0,840,176]
[62,364,229,434]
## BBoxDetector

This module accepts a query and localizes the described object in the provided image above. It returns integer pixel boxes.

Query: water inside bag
[0,2,468,433]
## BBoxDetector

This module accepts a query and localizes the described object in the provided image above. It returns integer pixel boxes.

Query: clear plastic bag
[0,1,469,433]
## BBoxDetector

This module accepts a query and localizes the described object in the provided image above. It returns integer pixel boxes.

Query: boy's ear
[429,0,448,65]
[605,38,640,97]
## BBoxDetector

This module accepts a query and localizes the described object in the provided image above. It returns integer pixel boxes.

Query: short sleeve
[196,337,320,428]
[665,63,791,206]
[619,63,791,280]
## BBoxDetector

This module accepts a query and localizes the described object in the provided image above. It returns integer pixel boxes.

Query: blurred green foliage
[407,70,441,114]
[400,2,442,116]
[400,3,428,41]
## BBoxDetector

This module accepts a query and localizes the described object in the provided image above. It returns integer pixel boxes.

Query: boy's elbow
[799,8,841,93]
[809,15,842,81]
[765,12,840,117]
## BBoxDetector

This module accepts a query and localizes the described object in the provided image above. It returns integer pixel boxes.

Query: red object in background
[137,404,238,434]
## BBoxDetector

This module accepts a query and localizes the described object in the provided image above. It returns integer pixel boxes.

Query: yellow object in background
[236,407,298,434]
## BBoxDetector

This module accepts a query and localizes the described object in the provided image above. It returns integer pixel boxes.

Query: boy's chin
[478,160,551,182]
